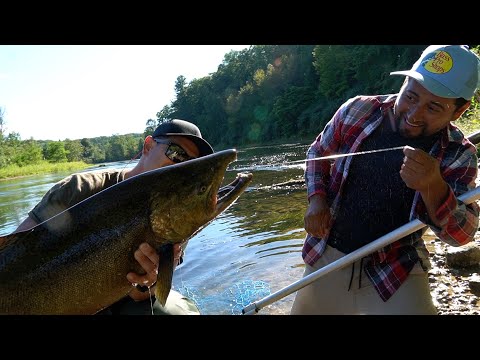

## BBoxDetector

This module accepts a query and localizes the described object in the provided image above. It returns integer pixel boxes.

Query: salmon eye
[199,185,207,194]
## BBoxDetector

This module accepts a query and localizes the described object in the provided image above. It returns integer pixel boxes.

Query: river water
[0,142,311,315]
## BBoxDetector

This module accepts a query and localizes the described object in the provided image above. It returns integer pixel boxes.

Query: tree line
[1,45,479,168]
[151,45,480,148]
[0,123,144,167]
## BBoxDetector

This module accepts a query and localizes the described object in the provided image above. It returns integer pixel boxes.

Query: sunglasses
[153,138,196,163]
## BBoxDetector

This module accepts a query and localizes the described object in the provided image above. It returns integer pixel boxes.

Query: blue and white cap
[390,45,480,100]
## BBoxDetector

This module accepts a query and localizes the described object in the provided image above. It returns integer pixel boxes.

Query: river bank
[427,230,480,315]
[0,161,94,180]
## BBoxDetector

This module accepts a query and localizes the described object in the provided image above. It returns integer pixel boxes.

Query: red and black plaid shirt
[303,94,479,301]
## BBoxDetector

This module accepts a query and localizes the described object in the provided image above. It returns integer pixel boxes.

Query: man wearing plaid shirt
[291,45,480,314]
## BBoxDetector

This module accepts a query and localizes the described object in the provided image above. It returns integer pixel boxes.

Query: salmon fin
[154,243,174,306]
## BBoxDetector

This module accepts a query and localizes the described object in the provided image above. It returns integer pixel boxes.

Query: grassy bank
[0,161,94,180]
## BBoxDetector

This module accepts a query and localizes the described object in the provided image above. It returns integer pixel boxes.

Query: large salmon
[0,149,253,314]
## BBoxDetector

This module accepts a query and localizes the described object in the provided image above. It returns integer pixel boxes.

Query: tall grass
[0,161,94,180]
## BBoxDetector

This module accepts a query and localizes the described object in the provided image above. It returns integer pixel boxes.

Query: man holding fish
[11,119,214,315]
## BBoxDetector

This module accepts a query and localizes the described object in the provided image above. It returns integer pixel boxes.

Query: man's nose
[407,105,423,121]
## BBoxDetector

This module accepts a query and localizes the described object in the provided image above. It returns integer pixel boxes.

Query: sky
[0,45,250,141]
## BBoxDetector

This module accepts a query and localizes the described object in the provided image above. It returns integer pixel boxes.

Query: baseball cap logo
[423,50,453,74]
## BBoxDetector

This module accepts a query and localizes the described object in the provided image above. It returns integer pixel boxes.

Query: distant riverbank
[0,161,94,181]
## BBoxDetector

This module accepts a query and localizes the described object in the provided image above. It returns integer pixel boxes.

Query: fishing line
[233,145,407,173]
[148,286,154,315]
[120,149,142,173]
[286,146,406,164]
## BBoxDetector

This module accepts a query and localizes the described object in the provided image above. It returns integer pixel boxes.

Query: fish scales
[0,149,252,314]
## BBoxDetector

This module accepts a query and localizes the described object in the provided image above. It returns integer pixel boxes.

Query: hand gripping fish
[0,149,253,314]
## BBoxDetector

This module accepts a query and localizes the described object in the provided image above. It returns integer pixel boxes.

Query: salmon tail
[154,243,174,306]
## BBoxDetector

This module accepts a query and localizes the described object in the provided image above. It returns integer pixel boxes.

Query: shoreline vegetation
[1,122,479,181]
[0,161,94,181]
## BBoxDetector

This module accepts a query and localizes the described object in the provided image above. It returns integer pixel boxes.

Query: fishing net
[177,279,271,315]
[177,282,203,310]
[224,280,271,315]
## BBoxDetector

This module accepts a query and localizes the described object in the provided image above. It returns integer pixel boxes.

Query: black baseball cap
[152,119,214,157]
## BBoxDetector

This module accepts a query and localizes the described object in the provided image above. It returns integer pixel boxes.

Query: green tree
[90,144,106,163]
[271,86,316,138]
[144,119,157,137]
[64,139,84,162]
[313,45,357,99]
[45,141,68,163]
[0,107,5,140]
[2,132,22,166]
[14,139,43,166]
[80,138,93,162]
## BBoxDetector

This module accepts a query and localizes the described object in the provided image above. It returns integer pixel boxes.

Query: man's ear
[143,136,155,155]
[452,101,471,122]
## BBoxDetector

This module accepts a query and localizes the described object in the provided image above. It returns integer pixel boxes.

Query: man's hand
[304,194,333,239]
[401,146,449,226]
[126,242,184,302]
[400,146,443,192]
